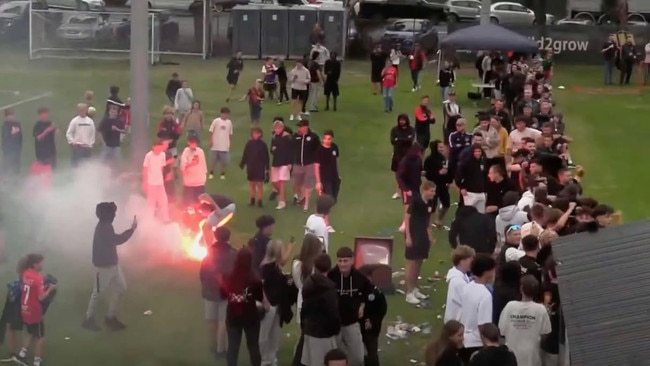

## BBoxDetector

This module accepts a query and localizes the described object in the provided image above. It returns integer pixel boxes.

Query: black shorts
[434,184,451,209]
[263,83,277,92]
[226,73,239,85]
[322,179,341,201]
[405,240,431,261]
[249,104,262,121]
[371,70,382,83]
[247,168,266,182]
[25,322,44,338]
[390,154,404,172]
[291,89,308,102]
[324,82,339,97]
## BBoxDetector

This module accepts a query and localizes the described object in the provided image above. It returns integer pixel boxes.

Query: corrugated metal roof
[553,221,650,366]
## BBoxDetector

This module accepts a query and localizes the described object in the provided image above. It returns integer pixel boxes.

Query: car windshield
[68,17,97,24]
[0,3,24,14]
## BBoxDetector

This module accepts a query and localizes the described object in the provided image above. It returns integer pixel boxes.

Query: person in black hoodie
[424,140,452,226]
[300,253,340,366]
[240,127,270,208]
[390,114,415,200]
[357,265,387,366]
[455,144,487,213]
[2,109,22,176]
[468,323,517,366]
[292,120,321,213]
[226,51,244,103]
[165,72,182,103]
[327,247,372,365]
[82,202,137,332]
[492,261,521,324]
[414,95,435,152]
[97,105,126,167]
[200,227,237,359]
[448,206,496,255]
[324,52,341,112]
[397,144,423,232]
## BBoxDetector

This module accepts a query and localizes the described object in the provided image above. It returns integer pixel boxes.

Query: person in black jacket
[437,62,455,102]
[292,120,321,212]
[240,127,270,207]
[397,144,423,232]
[619,38,636,85]
[104,85,127,117]
[200,227,237,359]
[414,95,435,152]
[82,202,137,332]
[327,247,372,365]
[424,140,452,226]
[390,114,415,200]
[358,265,387,366]
[492,260,521,324]
[448,206,496,255]
[300,253,340,366]
[455,144,487,213]
[2,109,22,176]
[165,72,182,103]
[226,51,244,102]
[269,119,293,209]
[468,323,518,366]
[324,52,341,111]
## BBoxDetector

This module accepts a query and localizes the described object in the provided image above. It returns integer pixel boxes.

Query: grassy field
[0,51,647,366]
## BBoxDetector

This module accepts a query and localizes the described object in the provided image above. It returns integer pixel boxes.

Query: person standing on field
[142,140,171,223]
[82,202,137,332]
[66,103,95,167]
[269,118,293,210]
[209,107,233,180]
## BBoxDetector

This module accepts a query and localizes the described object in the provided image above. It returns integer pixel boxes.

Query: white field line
[0,92,53,111]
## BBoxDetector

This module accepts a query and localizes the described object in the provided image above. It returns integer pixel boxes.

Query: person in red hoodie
[381,60,397,113]
[408,43,427,92]
[414,95,435,152]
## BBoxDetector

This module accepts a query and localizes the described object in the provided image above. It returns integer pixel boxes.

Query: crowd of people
[0,36,622,366]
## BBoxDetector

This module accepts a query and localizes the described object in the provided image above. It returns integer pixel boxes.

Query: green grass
[0,52,647,365]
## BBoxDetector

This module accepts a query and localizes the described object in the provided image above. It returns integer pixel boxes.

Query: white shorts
[271,165,291,182]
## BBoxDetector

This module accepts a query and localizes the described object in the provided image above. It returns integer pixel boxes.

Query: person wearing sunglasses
[497,224,524,266]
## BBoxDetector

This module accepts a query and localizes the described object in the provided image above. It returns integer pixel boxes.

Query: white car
[126,0,194,12]
[490,2,554,25]
[48,0,105,11]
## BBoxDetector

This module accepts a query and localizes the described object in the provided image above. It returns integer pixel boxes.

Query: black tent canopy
[440,23,539,52]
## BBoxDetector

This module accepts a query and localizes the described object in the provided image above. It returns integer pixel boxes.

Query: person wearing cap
[208,107,233,180]
[247,215,275,270]
[200,227,237,359]
[180,135,207,205]
[327,247,372,365]
[269,118,293,210]
[292,120,320,212]
[442,90,461,143]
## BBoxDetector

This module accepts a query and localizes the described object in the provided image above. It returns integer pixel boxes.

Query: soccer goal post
[28,5,159,64]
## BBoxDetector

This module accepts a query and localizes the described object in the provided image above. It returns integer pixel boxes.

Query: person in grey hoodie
[472,113,500,161]
[174,81,194,122]
[495,191,530,247]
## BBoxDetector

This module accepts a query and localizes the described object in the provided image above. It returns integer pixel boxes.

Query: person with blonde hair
[424,320,464,366]
[444,245,475,322]
[259,240,292,366]
[66,103,95,167]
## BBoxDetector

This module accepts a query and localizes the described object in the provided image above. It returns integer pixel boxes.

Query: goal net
[29,8,160,64]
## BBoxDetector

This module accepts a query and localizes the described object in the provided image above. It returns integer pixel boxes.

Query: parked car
[555,17,592,25]
[489,2,554,25]
[443,0,480,23]
[113,9,179,48]
[0,0,40,41]
[49,0,105,11]
[352,0,446,23]
[126,0,194,12]
[56,13,111,41]
[380,18,438,55]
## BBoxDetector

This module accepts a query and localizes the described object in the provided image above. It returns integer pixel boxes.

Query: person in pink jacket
[180,135,208,205]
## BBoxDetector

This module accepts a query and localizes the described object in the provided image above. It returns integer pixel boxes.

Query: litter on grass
[143,310,153,315]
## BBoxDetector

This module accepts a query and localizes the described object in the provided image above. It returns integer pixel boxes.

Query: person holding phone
[82,202,138,332]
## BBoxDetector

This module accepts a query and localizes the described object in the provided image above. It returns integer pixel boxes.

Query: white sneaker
[303,111,310,115]
[391,192,400,199]
[275,201,286,210]
[398,223,406,233]
[414,288,430,300]
[290,115,294,121]
[405,292,421,304]
[411,88,416,92]
[327,226,336,233]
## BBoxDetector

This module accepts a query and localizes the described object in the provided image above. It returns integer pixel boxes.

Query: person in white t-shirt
[208,107,233,180]
[458,254,496,364]
[508,117,541,152]
[142,140,171,222]
[498,275,551,366]
[304,195,335,253]
[179,135,207,205]
[444,245,475,323]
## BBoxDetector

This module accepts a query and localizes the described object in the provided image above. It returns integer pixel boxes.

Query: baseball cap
[297,119,310,127]
[448,89,456,95]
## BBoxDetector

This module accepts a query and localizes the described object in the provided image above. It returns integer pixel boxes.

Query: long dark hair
[227,248,260,294]
[298,234,324,280]
[424,320,464,366]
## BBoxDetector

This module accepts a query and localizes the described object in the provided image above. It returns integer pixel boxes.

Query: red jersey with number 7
[21,269,45,324]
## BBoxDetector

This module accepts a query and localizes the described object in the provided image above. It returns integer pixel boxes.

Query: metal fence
[447,23,650,64]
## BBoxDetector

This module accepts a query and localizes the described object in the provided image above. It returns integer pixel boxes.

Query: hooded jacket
[301,273,340,338]
[468,345,518,366]
[495,205,529,246]
[327,267,372,326]
[199,241,237,302]
[390,115,415,160]
[360,285,387,337]
[449,206,496,254]
[443,266,470,323]
[423,151,452,185]
[92,202,135,268]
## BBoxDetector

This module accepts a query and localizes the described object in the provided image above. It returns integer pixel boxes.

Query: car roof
[492,2,524,6]
[390,18,427,23]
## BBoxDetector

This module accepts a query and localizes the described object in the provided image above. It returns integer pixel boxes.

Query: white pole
[28,0,33,60]
[130,0,150,170]
[436,50,441,80]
